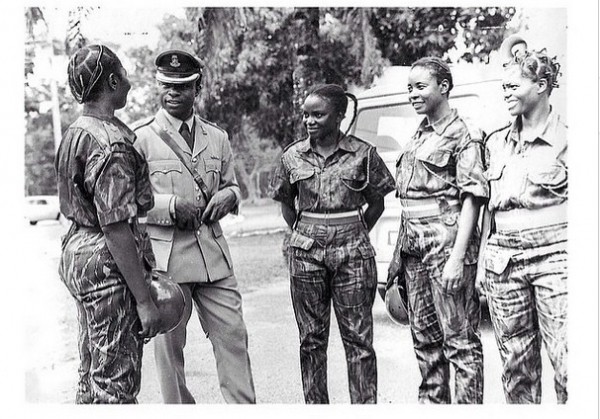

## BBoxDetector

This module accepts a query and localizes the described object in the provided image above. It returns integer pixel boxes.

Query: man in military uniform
[133,50,255,404]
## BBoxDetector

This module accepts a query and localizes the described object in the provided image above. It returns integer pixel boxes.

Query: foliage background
[24,7,517,199]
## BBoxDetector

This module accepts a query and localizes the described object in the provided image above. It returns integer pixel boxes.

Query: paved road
[23,215,557,405]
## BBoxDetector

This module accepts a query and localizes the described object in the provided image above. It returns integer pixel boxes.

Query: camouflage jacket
[395,109,489,201]
[269,134,395,212]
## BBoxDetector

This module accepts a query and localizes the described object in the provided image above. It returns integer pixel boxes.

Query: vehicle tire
[29,220,37,226]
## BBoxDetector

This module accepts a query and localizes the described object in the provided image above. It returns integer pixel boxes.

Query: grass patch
[227,232,289,293]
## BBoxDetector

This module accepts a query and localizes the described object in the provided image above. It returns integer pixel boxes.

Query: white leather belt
[300,210,362,225]
[400,198,460,219]
[494,202,567,231]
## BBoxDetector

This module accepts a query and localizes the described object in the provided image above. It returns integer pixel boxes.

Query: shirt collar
[507,107,561,147]
[417,108,459,136]
[161,108,195,132]
[298,133,358,155]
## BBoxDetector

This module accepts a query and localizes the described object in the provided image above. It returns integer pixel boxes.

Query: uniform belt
[400,197,460,219]
[494,202,567,231]
[299,210,362,226]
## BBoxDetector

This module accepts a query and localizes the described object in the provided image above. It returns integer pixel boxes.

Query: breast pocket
[416,148,454,190]
[527,163,567,191]
[417,148,452,171]
[204,158,222,190]
[289,168,315,185]
[148,160,183,192]
[341,165,369,192]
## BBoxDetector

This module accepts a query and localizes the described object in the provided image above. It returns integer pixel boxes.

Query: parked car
[345,65,512,302]
[24,195,61,225]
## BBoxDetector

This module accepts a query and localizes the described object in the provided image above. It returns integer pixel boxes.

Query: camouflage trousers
[402,255,483,403]
[59,228,145,403]
[288,220,378,403]
[399,209,483,403]
[483,223,568,404]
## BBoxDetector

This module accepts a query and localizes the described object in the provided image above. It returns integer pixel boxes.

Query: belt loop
[357,206,368,230]
[292,210,301,231]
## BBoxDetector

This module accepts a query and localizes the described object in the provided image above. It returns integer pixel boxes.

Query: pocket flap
[484,247,513,275]
[418,149,452,168]
[528,164,567,187]
[148,160,183,174]
[147,226,174,242]
[289,231,315,250]
[289,168,315,184]
[205,159,222,173]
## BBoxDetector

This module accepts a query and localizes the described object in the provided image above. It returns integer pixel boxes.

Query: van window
[352,94,484,153]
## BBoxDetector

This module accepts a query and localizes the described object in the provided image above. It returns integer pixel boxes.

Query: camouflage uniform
[55,115,155,403]
[483,110,568,404]
[393,109,488,403]
[269,134,395,403]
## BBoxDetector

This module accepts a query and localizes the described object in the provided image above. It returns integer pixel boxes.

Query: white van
[345,65,512,299]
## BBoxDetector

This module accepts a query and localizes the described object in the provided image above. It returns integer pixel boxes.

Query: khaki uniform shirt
[133,109,240,283]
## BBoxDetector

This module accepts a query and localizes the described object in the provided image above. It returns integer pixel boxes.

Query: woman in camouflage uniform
[269,84,395,403]
[55,44,161,403]
[481,45,567,404]
[387,57,488,403]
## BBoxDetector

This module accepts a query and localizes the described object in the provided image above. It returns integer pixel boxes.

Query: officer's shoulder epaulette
[483,121,512,144]
[131,116,155,132]
[198,116,227,134]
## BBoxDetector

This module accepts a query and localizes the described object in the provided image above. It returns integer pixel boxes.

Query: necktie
[179,122,194,151]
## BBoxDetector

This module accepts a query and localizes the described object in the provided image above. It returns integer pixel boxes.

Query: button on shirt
[484,109,567,212]
[269,134,395,212]
[395,109,488,201]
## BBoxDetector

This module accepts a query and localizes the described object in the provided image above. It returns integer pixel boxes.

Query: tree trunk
[290,7,322,143]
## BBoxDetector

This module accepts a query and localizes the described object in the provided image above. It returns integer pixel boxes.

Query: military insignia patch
[170,55,181,68]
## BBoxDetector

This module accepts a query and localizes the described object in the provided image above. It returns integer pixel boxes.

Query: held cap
[150,271,186,335]
[155,50,202,84]
[385,280,410,326]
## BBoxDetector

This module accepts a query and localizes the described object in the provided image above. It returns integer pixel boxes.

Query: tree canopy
[24,6,517,198]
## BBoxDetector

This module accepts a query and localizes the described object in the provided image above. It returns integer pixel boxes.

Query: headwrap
[67,44,105,104]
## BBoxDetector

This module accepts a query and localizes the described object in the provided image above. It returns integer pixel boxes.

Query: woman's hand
[135,298,162,341]
[441,254,464,294]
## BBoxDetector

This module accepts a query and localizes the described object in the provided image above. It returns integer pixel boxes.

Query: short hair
[411,56,454,95]
[67,44,122,103]
[306,83,349,115]
[305,83,359,135]
[504,49,562,95]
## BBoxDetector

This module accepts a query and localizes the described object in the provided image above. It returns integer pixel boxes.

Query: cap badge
[170,55,181,68]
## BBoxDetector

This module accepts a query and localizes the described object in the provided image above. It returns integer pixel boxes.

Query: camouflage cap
[155,50,202,84]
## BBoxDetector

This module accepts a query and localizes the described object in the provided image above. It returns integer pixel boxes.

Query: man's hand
[174,197,200,230]
[201,189,236,224]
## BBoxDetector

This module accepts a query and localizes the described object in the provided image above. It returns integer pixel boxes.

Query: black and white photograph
[3,0,598,417]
